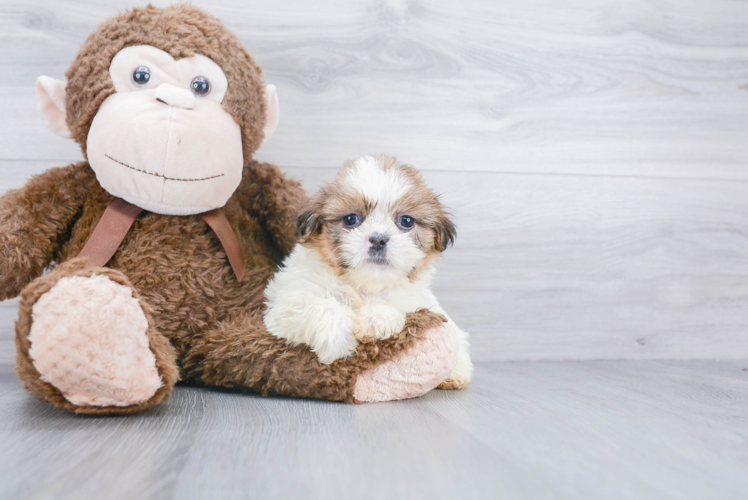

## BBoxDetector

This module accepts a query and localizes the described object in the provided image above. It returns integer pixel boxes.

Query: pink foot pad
[353,324,458,402]
[28,274,162,407]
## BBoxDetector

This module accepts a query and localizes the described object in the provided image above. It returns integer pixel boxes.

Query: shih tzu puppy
[263,155,472,389]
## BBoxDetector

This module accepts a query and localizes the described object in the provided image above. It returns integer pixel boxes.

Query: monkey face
[35,5,280,215]
[84,46,243,215]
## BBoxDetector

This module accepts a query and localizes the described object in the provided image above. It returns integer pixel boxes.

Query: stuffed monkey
[0,5,459,414]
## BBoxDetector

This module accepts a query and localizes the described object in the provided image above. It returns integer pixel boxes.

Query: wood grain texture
[0,359,747,499]
[1,0,748,179]
[2,161,747,361]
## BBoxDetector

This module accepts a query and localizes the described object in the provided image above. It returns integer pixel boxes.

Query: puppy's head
[297,155,456,286]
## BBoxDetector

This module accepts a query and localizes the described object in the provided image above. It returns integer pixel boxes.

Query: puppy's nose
[369,233,389,251]
[154,83,195,110]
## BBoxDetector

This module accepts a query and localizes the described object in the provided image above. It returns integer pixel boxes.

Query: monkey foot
[14,259,177,413]
[353,322,458,403]
[27,273,162,407]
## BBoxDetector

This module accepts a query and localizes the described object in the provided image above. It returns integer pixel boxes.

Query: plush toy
[0,5,459,414]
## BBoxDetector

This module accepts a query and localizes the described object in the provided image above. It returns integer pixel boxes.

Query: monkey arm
[181,308,454,403]
[0,163,90,300]
[241,160,308,258]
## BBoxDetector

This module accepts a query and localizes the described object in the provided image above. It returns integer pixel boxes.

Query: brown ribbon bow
[78,198,245,281]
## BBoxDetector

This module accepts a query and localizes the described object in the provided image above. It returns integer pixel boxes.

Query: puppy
[263,155,472,389]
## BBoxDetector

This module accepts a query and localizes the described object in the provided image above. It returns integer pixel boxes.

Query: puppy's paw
[310,302,357,364]
[313,332,357,364]
[353,302,406,343]
[437,374,470,390]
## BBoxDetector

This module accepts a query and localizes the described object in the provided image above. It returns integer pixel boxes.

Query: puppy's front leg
[265,295,357,364]
[353,300,407,343]
[307,298,359,364]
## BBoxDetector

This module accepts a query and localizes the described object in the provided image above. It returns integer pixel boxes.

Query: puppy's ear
[296,203,322,237]
[434,214,457,251]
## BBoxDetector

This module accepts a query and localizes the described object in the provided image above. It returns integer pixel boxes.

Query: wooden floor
[0,358,746,499]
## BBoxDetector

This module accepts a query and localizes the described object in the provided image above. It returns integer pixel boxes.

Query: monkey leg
[15,258,178,415]
[181,309,458,403]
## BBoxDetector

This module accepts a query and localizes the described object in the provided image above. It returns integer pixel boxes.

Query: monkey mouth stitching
[104,154,225,182]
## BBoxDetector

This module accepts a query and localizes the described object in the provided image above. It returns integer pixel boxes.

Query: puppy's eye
[132,66,151,86]
[191,76,211,96]
[398,215,415,229]
[343,214,362,227]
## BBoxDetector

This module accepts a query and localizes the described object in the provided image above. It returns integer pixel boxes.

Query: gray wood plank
[2,161,747,361]
[1,0,748,179]
[0,360,746,499]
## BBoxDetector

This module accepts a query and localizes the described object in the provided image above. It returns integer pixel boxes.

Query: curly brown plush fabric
[182,308,449,403]
[1,5,456,414]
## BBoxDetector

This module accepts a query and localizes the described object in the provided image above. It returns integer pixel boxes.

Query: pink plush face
[85,46,243,215]
[35,45,280,216]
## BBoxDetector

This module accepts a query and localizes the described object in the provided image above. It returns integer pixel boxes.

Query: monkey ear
[36,76,71,139]
[261,84,279,144]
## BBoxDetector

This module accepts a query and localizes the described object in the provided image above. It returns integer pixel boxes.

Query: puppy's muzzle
[368,233,389,255]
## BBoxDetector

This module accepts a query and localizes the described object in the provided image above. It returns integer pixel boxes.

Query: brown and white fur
[264,155,472,389]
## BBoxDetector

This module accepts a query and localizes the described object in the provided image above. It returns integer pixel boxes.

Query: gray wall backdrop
[1,0,747,362]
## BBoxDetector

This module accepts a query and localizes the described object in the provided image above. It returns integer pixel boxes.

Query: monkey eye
[343,213,362,228]
[132,66,151,86]
[190,76,211,96]
[397,215,415,230]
